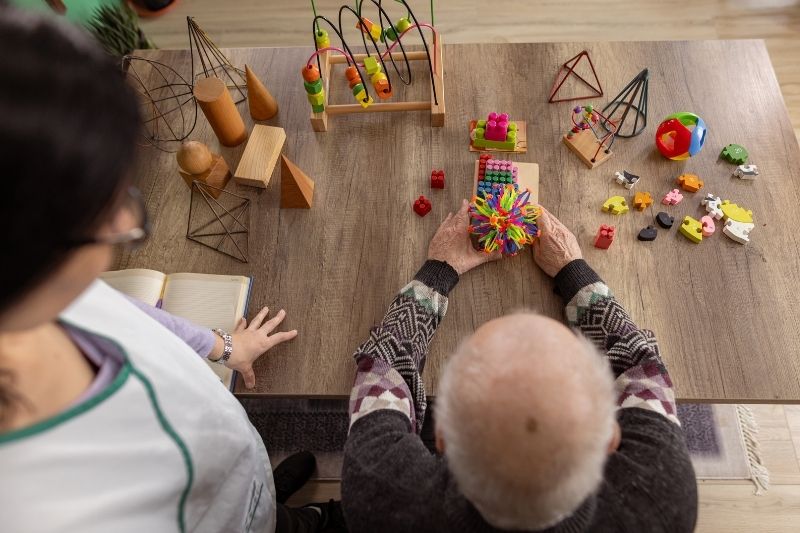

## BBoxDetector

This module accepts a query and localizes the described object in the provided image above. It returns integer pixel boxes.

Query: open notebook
[99,269,252,391]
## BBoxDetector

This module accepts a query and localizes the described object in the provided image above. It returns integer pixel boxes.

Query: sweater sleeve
[349,260,458,434]
[121,293,216,358]
[555,259,679,425]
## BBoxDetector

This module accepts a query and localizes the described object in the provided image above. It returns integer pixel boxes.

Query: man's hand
[428,199,500,275]
[533,207,582,277]
[217,307,298,389]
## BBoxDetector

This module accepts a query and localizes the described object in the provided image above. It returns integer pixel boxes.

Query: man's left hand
[428,199,500,275]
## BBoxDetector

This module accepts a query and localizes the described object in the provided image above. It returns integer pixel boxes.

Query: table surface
[120,40,800,403]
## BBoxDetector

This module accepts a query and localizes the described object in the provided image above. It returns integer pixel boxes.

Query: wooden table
[120,40,800,403]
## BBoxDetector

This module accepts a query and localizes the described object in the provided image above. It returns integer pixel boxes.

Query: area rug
[677,403,769,493]
[241,398,769,492]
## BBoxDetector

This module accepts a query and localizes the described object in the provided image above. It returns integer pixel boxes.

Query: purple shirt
[64,293,216,406]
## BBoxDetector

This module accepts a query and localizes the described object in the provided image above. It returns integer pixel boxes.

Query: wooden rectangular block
[234,124,287,188]
[515,162,539,202]
[562,129,613,169]
[179,154,231,198]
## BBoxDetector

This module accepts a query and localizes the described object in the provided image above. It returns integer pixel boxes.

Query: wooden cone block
[280,155,314,209]
[194,77,247,147]
[179,154,231,199]
[245,65,278,120]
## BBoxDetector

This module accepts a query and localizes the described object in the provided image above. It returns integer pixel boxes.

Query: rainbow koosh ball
[655,112,707,160]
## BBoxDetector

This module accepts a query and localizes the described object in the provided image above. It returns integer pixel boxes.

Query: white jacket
[0,280,276,533]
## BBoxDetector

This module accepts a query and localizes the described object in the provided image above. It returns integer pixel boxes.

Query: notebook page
[99,269,166,306]
[161,273,250,331]
[162,273,249,390]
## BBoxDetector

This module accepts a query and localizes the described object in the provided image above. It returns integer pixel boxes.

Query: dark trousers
[275,503,320,533]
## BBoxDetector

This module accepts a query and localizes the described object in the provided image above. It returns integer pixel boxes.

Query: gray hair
[436,329,616,530]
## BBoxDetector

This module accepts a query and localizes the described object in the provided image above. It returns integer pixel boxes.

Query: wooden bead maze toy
[562,105,618,169]
[301,0,445,131]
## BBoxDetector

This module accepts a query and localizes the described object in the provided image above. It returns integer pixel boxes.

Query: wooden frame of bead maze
[302,0,445,132]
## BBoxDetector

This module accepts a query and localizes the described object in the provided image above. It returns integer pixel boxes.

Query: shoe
[303,499,347,532]
[127,0,179,18]
[273,451,316,504]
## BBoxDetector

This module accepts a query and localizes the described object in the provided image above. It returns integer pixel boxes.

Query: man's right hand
[532,207,582,277]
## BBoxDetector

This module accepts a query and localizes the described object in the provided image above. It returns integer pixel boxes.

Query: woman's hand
[428,199,500,275]
[532,207,582,277]
[223,307,297,389]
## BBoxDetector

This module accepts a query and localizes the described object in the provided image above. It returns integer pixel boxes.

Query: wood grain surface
[118,41,800,402]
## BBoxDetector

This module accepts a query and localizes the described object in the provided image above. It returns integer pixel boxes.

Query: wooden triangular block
[245,64,278,120]
[280,155,314,209]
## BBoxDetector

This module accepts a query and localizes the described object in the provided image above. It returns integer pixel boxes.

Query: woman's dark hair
[0,7,141,423]
[0,7,141,313]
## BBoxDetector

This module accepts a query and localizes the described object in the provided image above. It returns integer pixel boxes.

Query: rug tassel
[735,404,770,495]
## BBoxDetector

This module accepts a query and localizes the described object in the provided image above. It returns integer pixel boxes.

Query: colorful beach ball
[655,112,707,160]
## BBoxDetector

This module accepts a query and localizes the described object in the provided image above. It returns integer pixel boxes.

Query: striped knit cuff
[565,282,613,326]
[616,362,680,425]
[349,357,415,432]
[413,260,459,296]
[554,259,604,302]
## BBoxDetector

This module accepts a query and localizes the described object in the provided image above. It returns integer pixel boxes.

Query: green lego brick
[311,103,325,113]
[473,137,517,151]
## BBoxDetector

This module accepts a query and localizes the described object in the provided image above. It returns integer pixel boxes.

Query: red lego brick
[413,195,432,217]
[478,153,493,180]
[430,169,445,189]
[594,224,615,249]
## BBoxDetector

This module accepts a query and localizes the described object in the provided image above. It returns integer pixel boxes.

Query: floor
[139,1,800,531]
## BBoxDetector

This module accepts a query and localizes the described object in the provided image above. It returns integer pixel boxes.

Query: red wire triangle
[548,50,603,103]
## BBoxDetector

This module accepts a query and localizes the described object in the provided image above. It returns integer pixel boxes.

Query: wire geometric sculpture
[187,181,250,263]
[122,55,198,152]
[548,50,603,103]
[187,17,247,105]
[602,68,649,138]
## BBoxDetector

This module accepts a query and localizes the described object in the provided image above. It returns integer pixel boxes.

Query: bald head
[436,313,616,530]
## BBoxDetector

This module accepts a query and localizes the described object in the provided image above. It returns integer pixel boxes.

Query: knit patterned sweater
[342,259,698,533]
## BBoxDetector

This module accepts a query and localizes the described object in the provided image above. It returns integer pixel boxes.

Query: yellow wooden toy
[364,56,381,76]
[720,200,753,224]
[602,195,629,215]
[679,216,703,243]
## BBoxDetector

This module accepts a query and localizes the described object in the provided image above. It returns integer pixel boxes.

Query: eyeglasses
[70,186,151,249]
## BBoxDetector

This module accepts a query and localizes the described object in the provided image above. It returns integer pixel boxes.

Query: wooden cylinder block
[193,77,247,147]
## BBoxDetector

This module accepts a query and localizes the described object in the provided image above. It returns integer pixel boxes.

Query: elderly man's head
[436,313,618,530]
